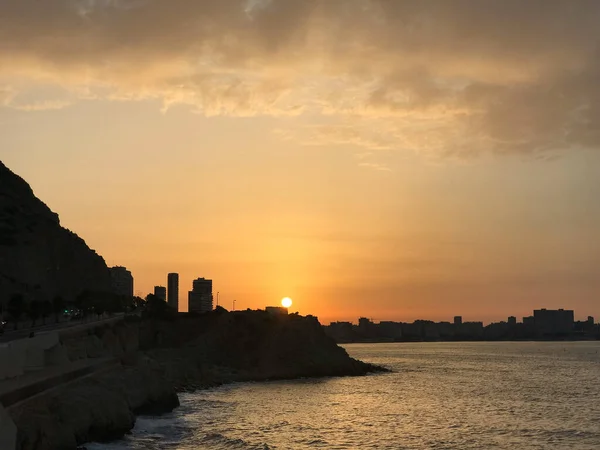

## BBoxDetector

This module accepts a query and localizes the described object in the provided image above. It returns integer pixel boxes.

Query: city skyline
[325,308,598,343]
[106,263,600,325]
[115,262,600,324]
[2,1,600,324]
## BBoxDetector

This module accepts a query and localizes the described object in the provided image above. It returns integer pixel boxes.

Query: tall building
[188,277,213,313]
[109,266,133,297]
[533,308,574,335]
[154,286,166,302]
[167,273,179,312]
[523,316,535,326]
[453,316,462,326]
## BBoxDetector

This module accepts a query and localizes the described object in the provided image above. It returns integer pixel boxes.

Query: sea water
[88,342,600,449]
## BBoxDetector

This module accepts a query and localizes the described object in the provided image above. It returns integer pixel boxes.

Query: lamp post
[233,299,236,311]
[216,292,219,307]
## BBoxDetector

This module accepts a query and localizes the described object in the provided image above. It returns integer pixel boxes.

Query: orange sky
[1,1,600,324]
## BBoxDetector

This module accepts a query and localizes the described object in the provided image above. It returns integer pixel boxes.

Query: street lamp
[233,299,236,311]
[216,291,219,307]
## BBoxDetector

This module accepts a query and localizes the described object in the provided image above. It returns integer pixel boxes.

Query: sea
[88,342,600,449]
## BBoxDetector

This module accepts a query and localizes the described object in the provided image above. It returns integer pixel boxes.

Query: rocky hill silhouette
[9,311,387,450]
[0,161,111,303]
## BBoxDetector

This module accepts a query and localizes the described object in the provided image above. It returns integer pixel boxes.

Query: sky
[1,0,600,324]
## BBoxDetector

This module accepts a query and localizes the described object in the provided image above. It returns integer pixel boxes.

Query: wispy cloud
[281,124,396,151]
[0,85,16,106]
[358,162,392,172]
[8,99,72,111]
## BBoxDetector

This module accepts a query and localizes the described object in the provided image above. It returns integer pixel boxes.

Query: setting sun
[281,297,293,308]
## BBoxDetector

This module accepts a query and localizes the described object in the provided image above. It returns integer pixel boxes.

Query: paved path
[0,313,125,343]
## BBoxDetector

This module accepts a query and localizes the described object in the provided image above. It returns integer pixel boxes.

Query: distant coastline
[325,309,600,344]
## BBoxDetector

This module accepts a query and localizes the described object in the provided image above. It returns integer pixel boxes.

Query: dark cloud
[1,0,600,156]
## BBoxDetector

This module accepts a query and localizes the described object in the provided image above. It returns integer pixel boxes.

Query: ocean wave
[200,432,273,450]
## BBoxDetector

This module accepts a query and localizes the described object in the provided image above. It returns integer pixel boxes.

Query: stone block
[0,403,16,450]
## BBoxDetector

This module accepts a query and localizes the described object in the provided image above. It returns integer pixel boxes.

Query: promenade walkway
[0,313,125,344]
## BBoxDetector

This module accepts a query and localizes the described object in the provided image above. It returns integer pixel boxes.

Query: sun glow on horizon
[281,297,293,308]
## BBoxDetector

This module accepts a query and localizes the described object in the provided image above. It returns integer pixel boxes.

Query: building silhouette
[109,266,133,297]
[323,308,597,343]
[523,315,534,325]
[167,273,179,312]
[266,306,288,315]
[153,285,166,302]
[533,308,574,336]
[188,277,213,313]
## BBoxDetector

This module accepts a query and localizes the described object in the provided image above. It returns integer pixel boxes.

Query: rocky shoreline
[9,310,388,450]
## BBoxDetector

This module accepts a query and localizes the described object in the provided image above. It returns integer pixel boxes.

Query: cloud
[358,162,391,172]
[9,99,72,111]
[0,86,16,106]
[1,0,600,157]
[0,84,73,111]
[282,124,395,151]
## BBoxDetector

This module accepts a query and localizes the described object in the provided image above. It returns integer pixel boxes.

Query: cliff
[0,161,111,301]
[145,310,385,389]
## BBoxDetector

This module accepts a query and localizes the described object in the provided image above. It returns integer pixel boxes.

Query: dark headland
[0,161,387,450]
[9,310,387,450]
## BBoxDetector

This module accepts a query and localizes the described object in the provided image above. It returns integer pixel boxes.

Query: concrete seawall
[1,358,118,408]
[0,333,60,381]
[0,403,17,450]
[0,315,126,382]
[0,316,131,450]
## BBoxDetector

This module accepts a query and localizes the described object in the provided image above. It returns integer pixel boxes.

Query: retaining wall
[0,333,60,381]
[0,403,16,450]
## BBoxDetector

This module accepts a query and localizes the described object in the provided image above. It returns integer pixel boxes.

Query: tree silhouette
[7,294,25,330]
[40,300,52,325]
[52,295,66,323]
[105,293,123,315]
[133,296,145,309]
[28,300,42,327]
[75,290,94,321]
[144,293,174,318]
[93,296,106,319]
